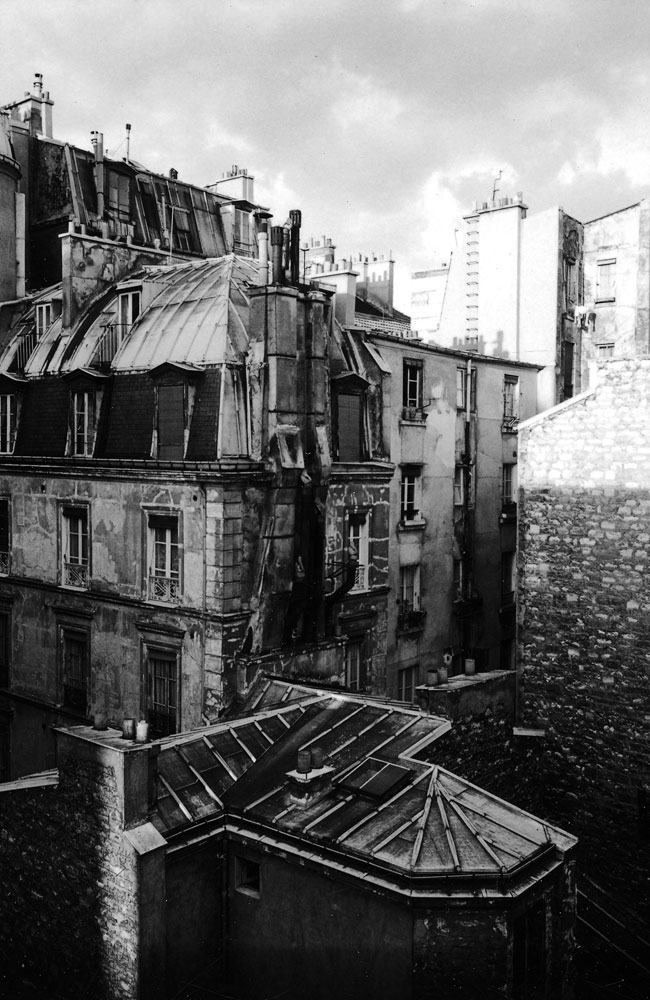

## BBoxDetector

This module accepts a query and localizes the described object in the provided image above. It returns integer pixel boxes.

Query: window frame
[345,637,367,693]
[71,389,96,457]
[402,359,423,411]
[60,625,90,716]
[397,665,418,704]
[502,374,519,430]
[145,645,180,738]
[347,512,370,592]
[400,466,422,522]
[596,258,616,304]
[145,508,182,603]
[36,303,52,339]
[235,855,261,898]
[400,564,421,614]
[456,367,477,411]
[502,463,517,506]
[61,504,90,590]
[0,394,17,454]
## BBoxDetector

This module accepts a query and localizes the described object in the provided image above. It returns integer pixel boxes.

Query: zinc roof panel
[158,750,197,791]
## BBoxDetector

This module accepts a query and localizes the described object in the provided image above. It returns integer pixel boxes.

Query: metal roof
[112,255,258,371]
[152,682,576,885]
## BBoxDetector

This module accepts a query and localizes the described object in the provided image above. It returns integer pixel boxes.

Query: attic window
[337,758,411,800]
[36,304,52,338]
[117,289,141,331]
[157,384,185,460]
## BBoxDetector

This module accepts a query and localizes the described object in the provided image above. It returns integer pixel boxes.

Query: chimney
[90,131,105,222]
[286,747,334,808]
[270,226,285,285]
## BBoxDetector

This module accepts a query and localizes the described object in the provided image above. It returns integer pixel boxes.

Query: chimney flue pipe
[270,225,285,284]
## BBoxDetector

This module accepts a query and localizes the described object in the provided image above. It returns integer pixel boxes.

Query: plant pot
[427,669,438,687]
[465,658,476,676]
[121,718,136,740]
[437,666,448,685]
[135,720,150,743]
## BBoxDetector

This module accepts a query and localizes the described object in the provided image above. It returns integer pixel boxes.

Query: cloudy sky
[2,0,650,308]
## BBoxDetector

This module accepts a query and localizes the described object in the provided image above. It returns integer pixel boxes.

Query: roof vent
[286,747,334,808]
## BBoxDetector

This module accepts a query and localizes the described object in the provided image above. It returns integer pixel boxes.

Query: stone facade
[518,358,650,915]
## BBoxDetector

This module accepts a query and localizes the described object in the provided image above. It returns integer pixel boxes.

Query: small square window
[597,343,614,358]
[235,855,261,897]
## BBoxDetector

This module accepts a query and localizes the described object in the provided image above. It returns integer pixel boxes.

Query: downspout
[216,362,227,459]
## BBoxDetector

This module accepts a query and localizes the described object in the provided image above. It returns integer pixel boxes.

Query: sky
[2,0,650,310]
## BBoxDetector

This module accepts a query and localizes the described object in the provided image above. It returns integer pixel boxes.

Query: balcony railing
[14,329,38,371]
[350,564,367,591]
[397,608,427,632]
[500,501,517,523]
[0,551,9,575]
[501,414,519,434]
[63,562,88,588]
[149,575,180,602]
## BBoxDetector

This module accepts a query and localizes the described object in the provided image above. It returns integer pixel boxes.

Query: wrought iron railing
[149,575,180,602]
[0,552,9,575]
[63,562,88,588]
[397,608,426,631]
[350,564,367,591]
[401,407,426,422]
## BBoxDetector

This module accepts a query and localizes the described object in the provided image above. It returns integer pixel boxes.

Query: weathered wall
[225,842,413,1000]
[518,358,650,915]
[0,749,142,998]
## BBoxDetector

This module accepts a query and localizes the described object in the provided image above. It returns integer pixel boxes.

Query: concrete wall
[518,358,650,913]
[520,207,562,411]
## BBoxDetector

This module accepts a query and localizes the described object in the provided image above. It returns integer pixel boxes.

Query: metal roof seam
[410,770,438,870]
[176,748,224,809]
[371,811,424,857]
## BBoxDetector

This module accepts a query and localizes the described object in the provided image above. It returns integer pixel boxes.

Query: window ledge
[398,518,427,533]
[595,297,615,305]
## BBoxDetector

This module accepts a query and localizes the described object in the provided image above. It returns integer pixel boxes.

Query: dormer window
[72,390,96,457]
[36,303,52,338]
[117,289,141,331]
[149,363,200,462]
[0,395,17,454]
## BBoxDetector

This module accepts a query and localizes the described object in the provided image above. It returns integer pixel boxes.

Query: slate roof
[151,681,576,887]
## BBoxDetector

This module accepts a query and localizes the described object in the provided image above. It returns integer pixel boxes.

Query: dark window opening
[235,856,260,897]
[157,384,185,460]
[0,612,9,688]
[403,360,423,411]
[147,651,178,738]
[337,393,363,462]
[62,629,89,715]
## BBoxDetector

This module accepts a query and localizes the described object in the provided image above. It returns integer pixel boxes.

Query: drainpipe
[216,362,227,459]
[465,356,472,425]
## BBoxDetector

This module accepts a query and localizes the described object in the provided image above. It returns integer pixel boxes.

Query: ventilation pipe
[270,225,284,285]
[289,209,302,285]
[90,131,106,229]
[125,123,131,164]
[257,221,269,285]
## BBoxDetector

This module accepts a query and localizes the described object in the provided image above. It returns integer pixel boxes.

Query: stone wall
[518,358,650,918]
[0,758,139,998]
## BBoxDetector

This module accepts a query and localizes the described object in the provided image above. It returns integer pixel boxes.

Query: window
[503,375,519,429]
[456,367,477,410]
[501,551,516,603]
[400,565,420,613]
[117,289,141,331]
[0,497,9,575]
[157,384,185,460]
[337,394,363,462]
[107,170,131,222]
[398,665,417,704]
[71,390,96,457]
[561,341,574,399]
[62,507,89,589]
[36,303,52,338]
[402,359,423,412]
[597,343,614,358]
[147,513,180,602]
[235,856,261,897]
[502,463,517,506]
[146,649,179,737]
[0,611,10,688]
[346,638,367,692]
[61,627,89,714]
[234,209,253,252]
[0,395,16,454]
[348,514,369,591]
[454,465,464,506]
[401,467,422,522]
[453,558,471,601]
[596,259,616,302]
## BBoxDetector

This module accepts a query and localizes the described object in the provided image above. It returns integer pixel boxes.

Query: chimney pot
[297,749,312,774]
